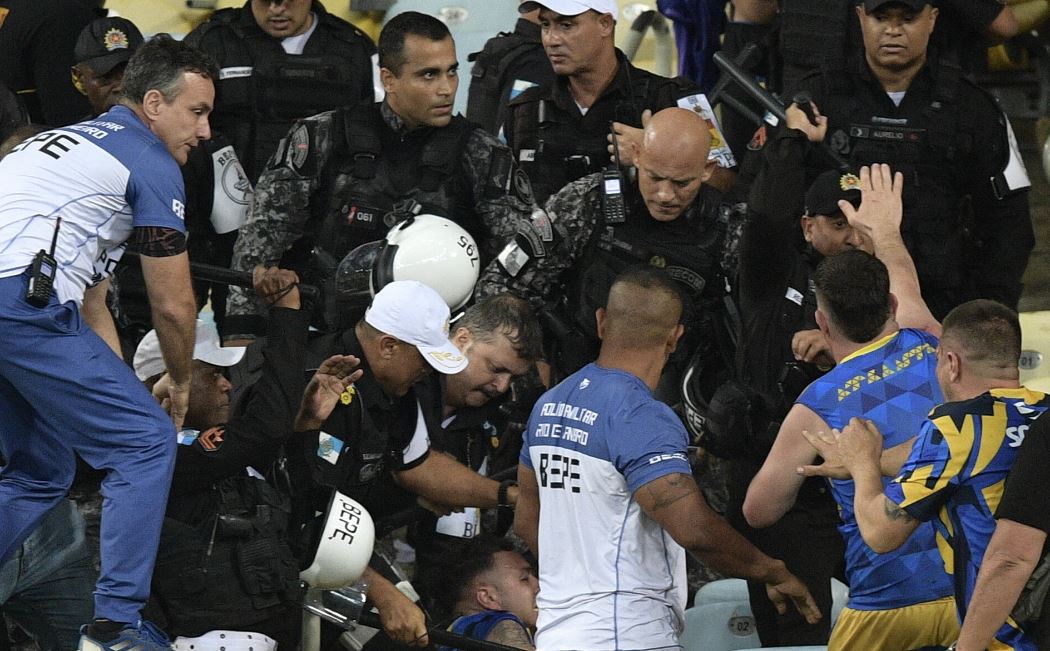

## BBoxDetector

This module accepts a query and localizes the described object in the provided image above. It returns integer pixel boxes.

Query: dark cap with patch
[74,17,145,76]
[805,170,863,216]
[861,0,931,12]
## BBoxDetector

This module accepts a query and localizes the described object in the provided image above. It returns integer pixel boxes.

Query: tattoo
[646,473,699,512]
[883,497,915,522]
[487,620,535,650]
[128,226,187,257]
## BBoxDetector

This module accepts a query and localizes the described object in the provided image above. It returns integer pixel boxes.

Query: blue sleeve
[611,401,691,494]
[126,143,187,232]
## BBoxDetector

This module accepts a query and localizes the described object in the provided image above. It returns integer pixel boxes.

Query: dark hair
[121,34,218,104]
[942,299,1021,369]
[603,266,684,347]
[378,12,452,75]
[428,537,518,620]
[458,295,543,363]
[813,250,891,343]
[611,266,683,308]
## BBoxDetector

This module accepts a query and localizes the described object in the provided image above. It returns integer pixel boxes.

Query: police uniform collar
[551,48,636,110]
[233,0,330,36]
[380,100,413,134]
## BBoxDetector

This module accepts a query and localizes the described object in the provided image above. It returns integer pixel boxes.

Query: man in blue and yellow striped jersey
[807,298,1050,651]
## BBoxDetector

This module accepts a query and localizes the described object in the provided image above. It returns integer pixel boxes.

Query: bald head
[635,108,713,222]
[640,107,712,164]
[600,268,683,349]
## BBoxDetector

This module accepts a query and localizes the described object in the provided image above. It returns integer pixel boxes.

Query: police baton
[711,49,850,171]
[118,252,320,303]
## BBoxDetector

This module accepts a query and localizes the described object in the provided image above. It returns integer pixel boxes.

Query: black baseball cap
[861,0,931,12]
[805,170,863,217]
[74,17,145,76]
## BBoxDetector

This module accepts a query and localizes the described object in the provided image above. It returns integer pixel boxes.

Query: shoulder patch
[287,123,310,171]
[197,426,226,452]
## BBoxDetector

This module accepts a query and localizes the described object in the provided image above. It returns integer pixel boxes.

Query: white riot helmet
[300,491,375,590]
[331,215,481,325]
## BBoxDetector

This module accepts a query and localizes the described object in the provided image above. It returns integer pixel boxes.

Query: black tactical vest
[188,6,375,182]
[508,59,692,203]
[150,474,300,636]
[466,28,543,135]
[311,103,479,267]
[569,183,727,351]
[814,60,973,313]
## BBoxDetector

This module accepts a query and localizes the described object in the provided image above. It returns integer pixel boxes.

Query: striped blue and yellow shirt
[888,388,1050,650]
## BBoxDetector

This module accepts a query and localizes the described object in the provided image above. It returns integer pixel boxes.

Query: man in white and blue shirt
[516,268,822,650]
[0,35,215,651]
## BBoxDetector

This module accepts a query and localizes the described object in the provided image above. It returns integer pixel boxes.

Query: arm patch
[484,147,514,199]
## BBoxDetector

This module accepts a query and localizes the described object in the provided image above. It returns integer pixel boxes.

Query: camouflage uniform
[226,101,535,339]
[478,172,728,379]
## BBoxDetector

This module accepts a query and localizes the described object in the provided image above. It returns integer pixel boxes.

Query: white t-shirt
[0,105,186,305]
[522,364,693,650]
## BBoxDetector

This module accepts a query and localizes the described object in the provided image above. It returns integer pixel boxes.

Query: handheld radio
[26,217,60,308]
[602,125,627,224]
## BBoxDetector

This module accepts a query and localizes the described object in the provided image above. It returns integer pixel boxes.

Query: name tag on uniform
[436,508,482,539]
[785,287,804,306]
[519,149,536,162]
[219,66,253,80]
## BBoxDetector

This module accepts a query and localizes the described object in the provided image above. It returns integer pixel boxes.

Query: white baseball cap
[133,319,247,381]
[364,280,468,374]
[520,0,618,18]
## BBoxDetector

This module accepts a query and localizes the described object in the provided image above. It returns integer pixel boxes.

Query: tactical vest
[191,7,374,182]
[509,67,690,202]
[311,104,479,267]
[568,183,727,357]
[816,60,973,313]
[151,474,300,635]
[466,30,542,135]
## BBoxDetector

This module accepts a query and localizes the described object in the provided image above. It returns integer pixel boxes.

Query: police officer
[504,0,704,204]
[465,0,554,136]
[286,281,521,647]
[185,0,377,183]
[183,0,375,334]
[792,0,1032,319]
[479,107,727,392]
[225,12,535,341]
[138,271,356,650]
[704,103,858,647]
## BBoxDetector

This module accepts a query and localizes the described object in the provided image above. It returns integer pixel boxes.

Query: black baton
[118,251,320,303]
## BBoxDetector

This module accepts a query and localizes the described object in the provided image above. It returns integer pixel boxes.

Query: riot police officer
[225,12,535,341]
[793,0,1033,320]
[185,0,377,183]
[478,107,729,394]
[465,1,554,137]
[504,0,705,204]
